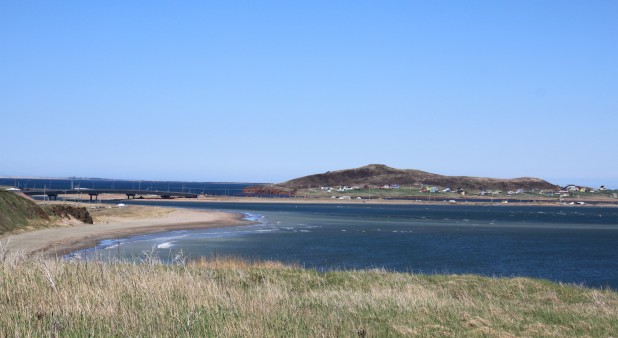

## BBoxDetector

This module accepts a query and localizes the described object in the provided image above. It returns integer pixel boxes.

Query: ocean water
[69,201,618,289]
[0,178,255,196]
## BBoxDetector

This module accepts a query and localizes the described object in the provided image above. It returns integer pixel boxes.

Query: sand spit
[1,205,249,257]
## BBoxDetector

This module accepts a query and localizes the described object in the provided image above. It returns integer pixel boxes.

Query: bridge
[20,188,198,201]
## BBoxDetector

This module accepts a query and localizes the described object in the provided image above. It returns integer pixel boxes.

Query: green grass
[0,191,49,234]
[0,251,616,337]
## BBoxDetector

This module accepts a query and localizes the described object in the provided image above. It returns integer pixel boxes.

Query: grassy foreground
[1,250,616,337]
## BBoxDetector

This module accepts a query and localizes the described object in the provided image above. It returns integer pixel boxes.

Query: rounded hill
[278,164,558,192]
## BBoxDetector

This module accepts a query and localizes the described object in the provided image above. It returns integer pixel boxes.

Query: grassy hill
[0,256,615,336]
[279,164,558,192]
[0,191,92,235]
[0,190,49,234]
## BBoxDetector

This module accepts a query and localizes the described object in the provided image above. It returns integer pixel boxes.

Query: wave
[157,242,174,249]
[243,212,266,223]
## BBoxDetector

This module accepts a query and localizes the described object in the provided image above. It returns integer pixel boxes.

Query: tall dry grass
[1,240,617,337]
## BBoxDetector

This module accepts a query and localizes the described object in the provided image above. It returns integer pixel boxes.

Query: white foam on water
[243,213,266,223]
[157,242,174,249]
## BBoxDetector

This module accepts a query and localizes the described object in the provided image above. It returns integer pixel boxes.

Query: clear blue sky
[1,1,617,187]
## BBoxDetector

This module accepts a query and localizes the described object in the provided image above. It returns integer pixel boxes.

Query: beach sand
[1,205,249,258]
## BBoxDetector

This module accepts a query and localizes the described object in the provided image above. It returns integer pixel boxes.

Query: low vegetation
[0,191,49,234]
[0,247,616,337]
[0,191,96,235]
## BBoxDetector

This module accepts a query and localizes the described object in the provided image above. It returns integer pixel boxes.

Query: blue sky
[1,1,617,187]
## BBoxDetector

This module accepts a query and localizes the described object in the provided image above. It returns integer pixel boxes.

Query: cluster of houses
[320,185,525,196]
[478,189,526,196]
[563,185,604,193]
[421,187,466,194]
[319,183,613,199]
[320,184,401,193]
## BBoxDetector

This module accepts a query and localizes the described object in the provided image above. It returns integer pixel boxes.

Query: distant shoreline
[115,195,618,208]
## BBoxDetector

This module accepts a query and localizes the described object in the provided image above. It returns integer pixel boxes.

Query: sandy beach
[1,205,250,258]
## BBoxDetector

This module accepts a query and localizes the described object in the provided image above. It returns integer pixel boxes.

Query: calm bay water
[70,201,618,289]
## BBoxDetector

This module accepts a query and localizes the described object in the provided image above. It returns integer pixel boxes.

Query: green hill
[0,191,49,234]
[0,191,94,235]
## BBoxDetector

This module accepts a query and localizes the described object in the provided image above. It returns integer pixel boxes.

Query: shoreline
[2,206,251,258]
[43,190,618,207]
[117,195,618,208]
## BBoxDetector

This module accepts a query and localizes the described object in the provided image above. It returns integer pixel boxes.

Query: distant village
[318,184,616,201]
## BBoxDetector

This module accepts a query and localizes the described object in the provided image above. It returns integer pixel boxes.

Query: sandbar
[1,206,250,258]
